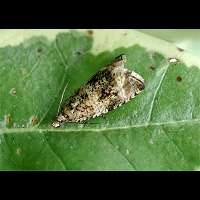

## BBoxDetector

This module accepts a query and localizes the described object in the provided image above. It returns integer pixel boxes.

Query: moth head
[135,79,145,94]
[113,54,127,67]
[129,71,145,95]
[115,54,127,63]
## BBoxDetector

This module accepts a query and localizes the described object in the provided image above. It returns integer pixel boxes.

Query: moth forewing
[52,54,145,128]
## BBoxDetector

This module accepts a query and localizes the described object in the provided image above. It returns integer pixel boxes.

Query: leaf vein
[147,62,170,122]
[163,128,188,167]
[102,133,137,170]
[43,134,67,170]
[2,118,200,134]
[37,41,69,126]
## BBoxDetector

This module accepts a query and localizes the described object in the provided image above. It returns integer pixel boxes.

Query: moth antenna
[57,82,69,116]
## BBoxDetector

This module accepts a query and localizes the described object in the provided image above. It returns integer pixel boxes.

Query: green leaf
[1,30,200,170]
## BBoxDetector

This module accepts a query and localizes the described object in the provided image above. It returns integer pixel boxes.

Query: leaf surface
[1,30,200,170]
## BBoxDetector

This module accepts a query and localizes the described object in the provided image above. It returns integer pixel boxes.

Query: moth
[52,54,145,127]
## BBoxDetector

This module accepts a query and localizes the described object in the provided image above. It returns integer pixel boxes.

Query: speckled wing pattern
[52,54,145,127]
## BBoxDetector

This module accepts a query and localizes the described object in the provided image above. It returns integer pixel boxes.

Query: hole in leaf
[169,58,178,63]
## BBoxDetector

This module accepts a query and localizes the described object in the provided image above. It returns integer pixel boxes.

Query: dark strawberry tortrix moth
[52,54,145,127]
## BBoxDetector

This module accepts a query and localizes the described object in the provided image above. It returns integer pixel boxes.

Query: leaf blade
[1,29,200,170]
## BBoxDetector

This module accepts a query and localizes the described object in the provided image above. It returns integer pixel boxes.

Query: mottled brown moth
[52,54,145,127]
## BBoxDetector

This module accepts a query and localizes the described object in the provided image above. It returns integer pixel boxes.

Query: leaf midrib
[1,118,200,135]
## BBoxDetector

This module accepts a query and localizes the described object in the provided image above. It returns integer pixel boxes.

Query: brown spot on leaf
[176,76,182,82]
[5,114,11,124]
[86,30,93,37]
[37,47,43,53]
[150,65,156,70]
[31,116,39,125]
[177,47,184,52]
[123,32,127,36]
[75,50,82,56]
